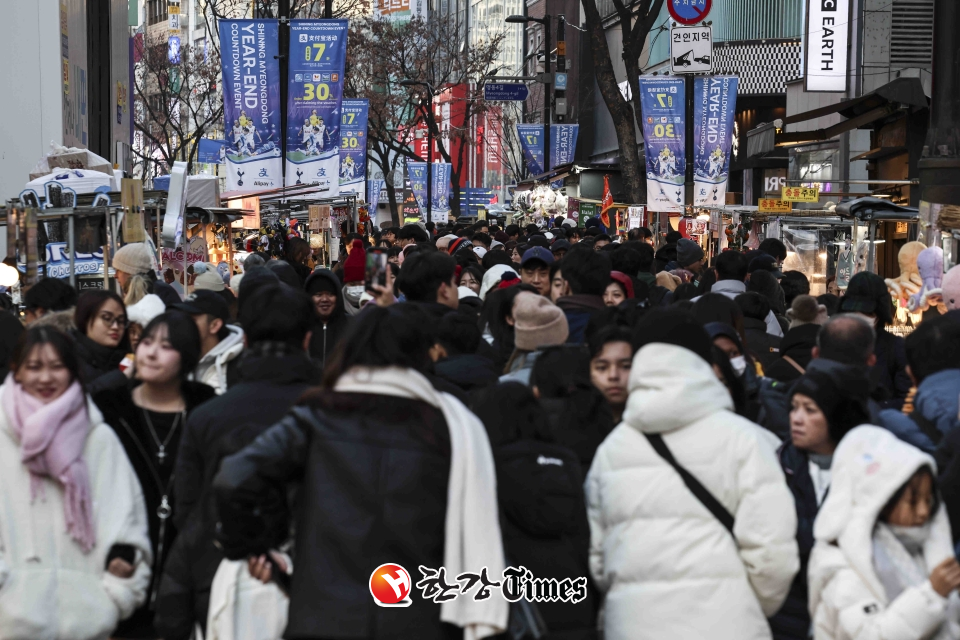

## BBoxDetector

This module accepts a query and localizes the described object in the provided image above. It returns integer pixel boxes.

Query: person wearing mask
[704,322,767,426]
[556,246,611,344]
[603,272,634,307]
[808,427,960,640]
[154,285,317,640]
[586,308,799,640]
[471,382,599,639]
[172,291,244,395]
[736,292,782,372]
[0,326,152,640]
[840,271,911,409]
[519,247,553,297]
[880,315,960,454]
[305,269,351,369]
[395,251,461,318]
[93,312,217,638]
[432,313,499,393]
[501,292,570,385]
[458,265,483,296]
[112,242,182,307]
[587,325,634,424]
[213,304,507,640]
[21,276,78,325]
[768,359,871,640]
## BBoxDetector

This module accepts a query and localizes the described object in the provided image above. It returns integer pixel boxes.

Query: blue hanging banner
[693,76,738,206]
[368,178,384,210]
[550,124,578,187]
[218,19,283,192]
[516,124,544,176]
[639,77,685,212]
[285,19,349,193]
[339,98,369,194]
[407,162,429,221]
[431,162,452,224]
[197,138,227,164]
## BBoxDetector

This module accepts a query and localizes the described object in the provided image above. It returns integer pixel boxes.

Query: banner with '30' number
[339,99,369,195]
[285,20,349,193]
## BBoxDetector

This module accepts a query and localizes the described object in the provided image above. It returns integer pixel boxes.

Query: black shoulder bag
[644,432,735,536]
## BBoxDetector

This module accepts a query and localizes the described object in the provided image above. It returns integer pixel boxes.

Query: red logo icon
[369,563,413,607]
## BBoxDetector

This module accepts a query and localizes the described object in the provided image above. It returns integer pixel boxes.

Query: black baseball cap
[171,290,230,323]
[748,254,784,279]
[551,239,572,254]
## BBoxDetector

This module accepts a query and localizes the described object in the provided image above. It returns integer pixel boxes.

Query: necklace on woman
[141,408,184,464]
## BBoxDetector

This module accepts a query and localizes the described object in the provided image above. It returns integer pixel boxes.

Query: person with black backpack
[586,308,799,640]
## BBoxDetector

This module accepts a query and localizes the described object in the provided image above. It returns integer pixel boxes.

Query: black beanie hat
[632,308,713,363]
[791,359,871,442]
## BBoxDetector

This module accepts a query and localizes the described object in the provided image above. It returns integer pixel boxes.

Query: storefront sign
[579,202,596,228]
[804,0,850,92]
[781,186,820,202]
[759,199,793,213]
[45,243,103,279]
[627,206,646,229]
[285,20,349,193]
[639,77,685,212]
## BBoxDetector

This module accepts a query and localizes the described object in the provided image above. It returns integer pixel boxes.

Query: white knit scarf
[335,366,508,640]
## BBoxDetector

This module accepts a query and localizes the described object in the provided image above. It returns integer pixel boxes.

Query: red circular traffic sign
[668,0,712,25]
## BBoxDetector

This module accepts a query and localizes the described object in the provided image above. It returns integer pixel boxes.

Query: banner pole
[279,0,290,187]
[684,74,694,211]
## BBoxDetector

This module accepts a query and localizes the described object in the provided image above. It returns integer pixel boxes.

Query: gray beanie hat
[512,292,569,351]
[677,238,705,268]
[113,242,157,275]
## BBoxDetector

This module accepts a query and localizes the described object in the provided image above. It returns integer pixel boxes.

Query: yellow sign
[759,199,793,213]
[781,186,820,202]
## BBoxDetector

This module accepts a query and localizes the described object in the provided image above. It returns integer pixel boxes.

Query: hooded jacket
[195,325,245,395]
[808,426,960,640]
[305,269,352,368]
[881,369,960,454]
[586,344,799,640]
[0,385,153,640]
[556,295,606,345]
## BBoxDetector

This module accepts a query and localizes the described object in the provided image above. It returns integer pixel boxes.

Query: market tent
[25,169,115,194]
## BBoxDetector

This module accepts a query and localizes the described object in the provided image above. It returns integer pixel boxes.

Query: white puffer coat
[0,385,153,640]
[586,343,800,640]
[808,426,960,640]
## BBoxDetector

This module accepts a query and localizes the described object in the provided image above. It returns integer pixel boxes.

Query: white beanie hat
[479,264,518,301]
[126,294,165,327]
[112,243,157,275]
[458,285,479,300]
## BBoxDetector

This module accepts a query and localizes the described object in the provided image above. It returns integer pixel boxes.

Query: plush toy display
[942,265,960,311]
[907,246,946,313]
[884,241,925,303]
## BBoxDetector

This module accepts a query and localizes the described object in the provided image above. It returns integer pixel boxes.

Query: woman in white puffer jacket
[809,426,960,640]
[586,310,800,640]
[0,326,152,640]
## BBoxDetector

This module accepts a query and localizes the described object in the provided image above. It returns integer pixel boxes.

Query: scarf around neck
[2,373,96,552]
[335,366,507,640]
[873,522,930,602]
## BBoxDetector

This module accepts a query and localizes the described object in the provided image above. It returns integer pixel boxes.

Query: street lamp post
[506,14,551,173]
[401,80,436,223]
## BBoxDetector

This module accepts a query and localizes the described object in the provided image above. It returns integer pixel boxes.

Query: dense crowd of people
[2,217,960,640]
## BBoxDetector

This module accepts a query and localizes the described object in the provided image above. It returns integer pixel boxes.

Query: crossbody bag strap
[782,355,806,375]
[644,432,736,536]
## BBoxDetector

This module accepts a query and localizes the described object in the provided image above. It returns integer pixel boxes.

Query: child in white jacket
[809,426,960,640]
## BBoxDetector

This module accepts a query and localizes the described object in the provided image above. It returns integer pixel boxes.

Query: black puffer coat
[154,349,318,640]
[213,391,460,640]
[764,324,820,383]
[72,330,129,394]
[495,439,599,639]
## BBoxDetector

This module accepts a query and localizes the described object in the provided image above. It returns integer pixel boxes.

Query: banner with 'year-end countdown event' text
[516,124,544,176]
[693,76,738,206]
[431,162,452,224]
[339,99,369,194]
[218,19,283,192]
[639,76,685,212]
[550,124,578,188]
[285,20,349,193]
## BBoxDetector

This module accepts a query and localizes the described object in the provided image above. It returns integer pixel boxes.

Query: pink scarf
[2,373,96,552]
